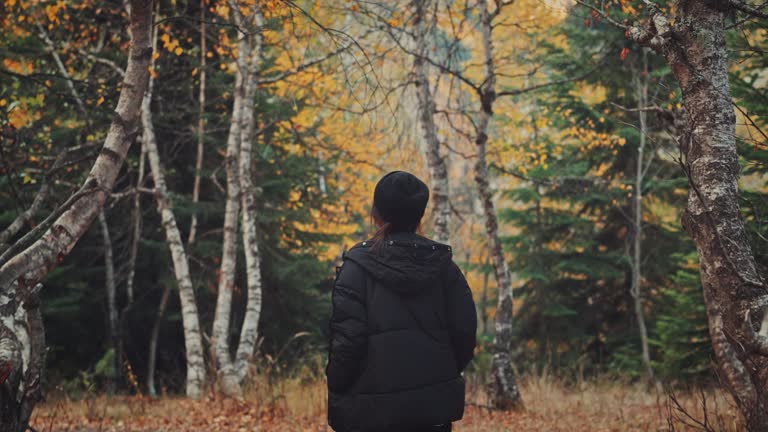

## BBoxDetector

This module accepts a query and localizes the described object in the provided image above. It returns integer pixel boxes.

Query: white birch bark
[212,0,249,397]
[0,0,153,426]
[188,0,206,245]
[141,27,206,397]
[413,0,450,244]
[234,8,265,383]
[617,1,768,428]
[474,0,523,410]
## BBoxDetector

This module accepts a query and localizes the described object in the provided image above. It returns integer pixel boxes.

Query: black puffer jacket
[326,232,477,432]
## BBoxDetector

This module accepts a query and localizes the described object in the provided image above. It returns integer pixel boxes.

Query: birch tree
[0,0,153,428]
[392,0,589,409]
[97,210,120,393]
[473,0,522,409]
[628,49,655,385]
[141,18,206,398]
[579,0,768,428]
[413,0,451,244]
[212,1,263,397]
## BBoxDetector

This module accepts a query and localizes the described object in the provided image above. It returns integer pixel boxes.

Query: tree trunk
[0,0,154,427]
[640,2,768,429]
[141,28,206,398]
[125,144,146,304]
[147,282,171,397]
[413,0,450,244]
[630,51,655,385]
[98,210,120,393]
[481,256,490,336]
[475,0,523,411]
[234,8,265,383]
[188,0,206,245]
[212,1,249,397]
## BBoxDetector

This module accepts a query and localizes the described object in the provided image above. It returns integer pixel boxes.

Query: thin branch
[573,0,630,30]
[257,36,359,84]
[35,21,88,118]
[497,67,597,97]
[726,0,768,19]
[77,49,126,77]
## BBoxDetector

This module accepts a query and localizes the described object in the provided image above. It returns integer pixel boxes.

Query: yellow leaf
[97,96,105,106]
[148,66,158,79]
[192,67,198,76]
[174,47,183,56]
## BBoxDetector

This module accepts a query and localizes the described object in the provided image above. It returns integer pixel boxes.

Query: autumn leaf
[620,47,630,61]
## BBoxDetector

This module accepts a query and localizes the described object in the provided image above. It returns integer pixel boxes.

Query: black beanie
[373,171,430,230]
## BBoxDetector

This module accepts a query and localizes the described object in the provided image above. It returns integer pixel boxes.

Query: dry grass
[30,374,744,431]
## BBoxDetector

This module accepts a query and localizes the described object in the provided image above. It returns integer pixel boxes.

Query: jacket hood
[343,232,453,294]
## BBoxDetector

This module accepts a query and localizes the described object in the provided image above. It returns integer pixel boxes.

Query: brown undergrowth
[30,374,743,431]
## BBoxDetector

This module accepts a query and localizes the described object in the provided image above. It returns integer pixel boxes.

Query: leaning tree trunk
[413,0,450,244]
[474,0,523,411]
[623,1,768,429]
[141,35,206,398]
[0,0,153,428]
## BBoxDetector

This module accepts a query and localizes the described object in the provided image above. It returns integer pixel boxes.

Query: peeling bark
[623,2,768,429]
[0,0,153,425]
[674,9,768,430]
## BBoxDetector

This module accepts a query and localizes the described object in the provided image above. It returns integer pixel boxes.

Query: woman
[326,171,477,432]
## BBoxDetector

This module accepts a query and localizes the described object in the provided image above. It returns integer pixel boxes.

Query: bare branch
[573,0,629,30]
[77,49,126,77]
[497,67,597,97]
[726,0,768,19]
[257,37,358,84]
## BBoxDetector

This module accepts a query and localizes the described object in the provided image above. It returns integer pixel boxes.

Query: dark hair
[370,205,421,251]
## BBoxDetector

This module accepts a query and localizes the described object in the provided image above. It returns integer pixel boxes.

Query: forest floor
[30,375,743,431]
